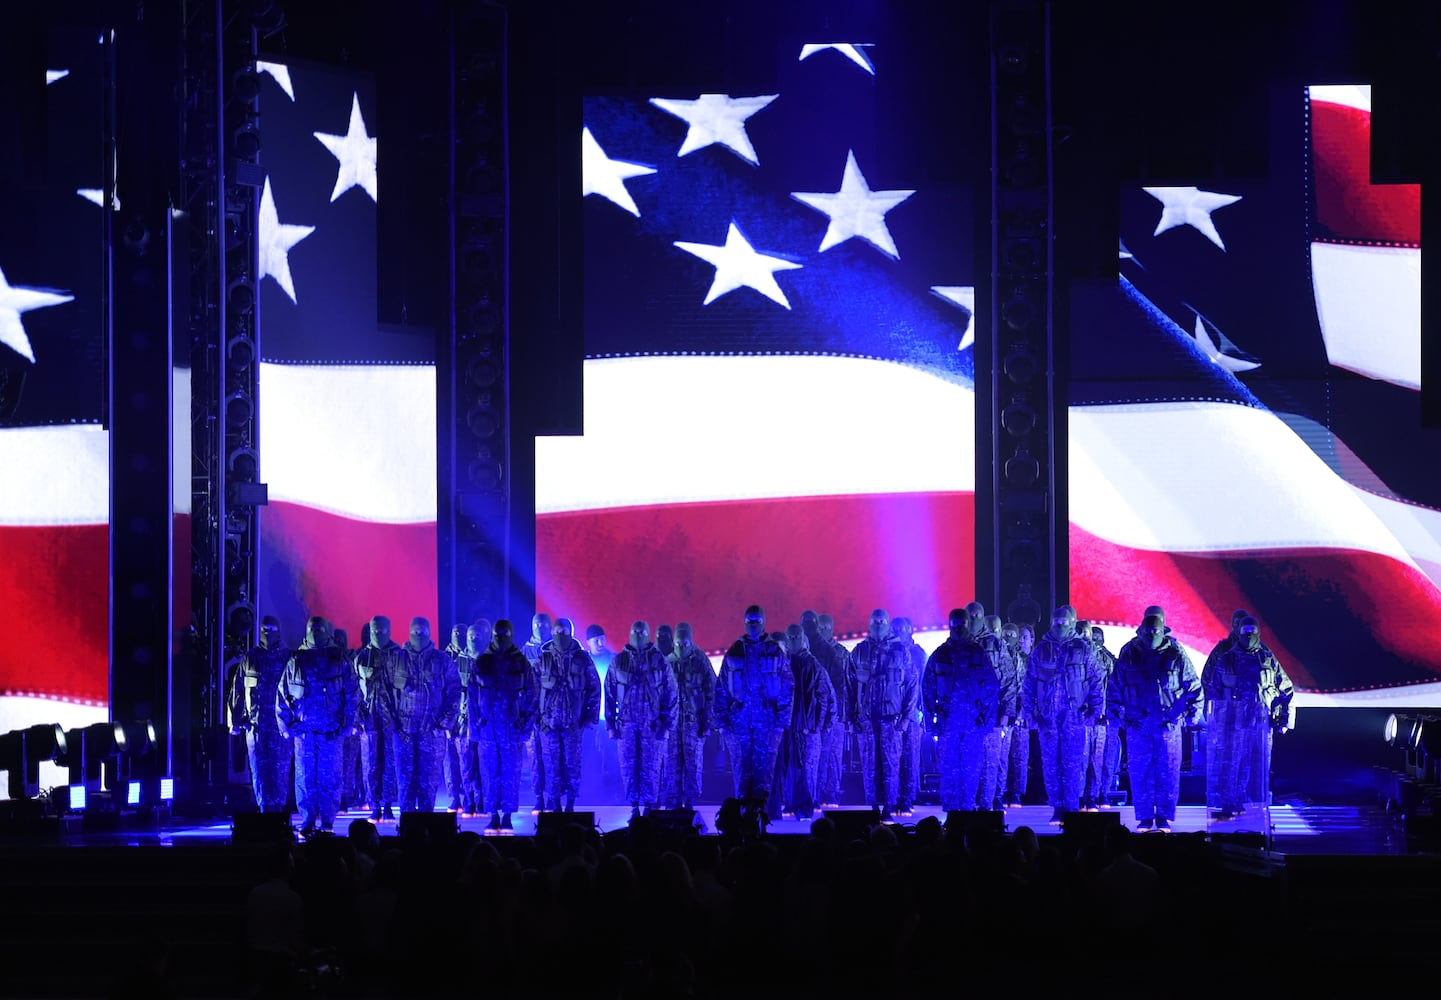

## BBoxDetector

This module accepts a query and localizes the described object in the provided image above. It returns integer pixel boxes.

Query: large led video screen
[254,59,438,648]
[0,30,110,743]
[1070,84,1436,708]
[537,28,979,656]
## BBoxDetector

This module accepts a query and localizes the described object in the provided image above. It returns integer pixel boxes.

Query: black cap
[585,624,605,640]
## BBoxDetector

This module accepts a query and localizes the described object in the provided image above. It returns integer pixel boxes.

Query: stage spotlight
[1001,294,1037,332]
[227,334,255,369]
[117,720,157,757]
[225,389,253,429]
[159,777,174,801]
[1386,713,1421,749]
[231,66,261,104]
[466,402,499,440]
[1415,717,1441,757]
[226,601,257,643]
[1003,237,1040,271]
[126,781,141,807]
[468,456,503,492]
[1002,395,1037,436]
[0,724,68,799]
[228,446,257,482]
[464,298,499,339]
[468,354,501,389]
[231,119,261,160]
[1005,446,1041,489]
[227,277,255,316]
[245,0,287,36]
[1004,346,1038,384]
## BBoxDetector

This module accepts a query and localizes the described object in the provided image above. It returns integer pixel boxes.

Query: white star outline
[1190,311,1259,374]
[314,92,378,203]
[649,94,778,165]
[673,221,803,309]
[258,178,316,304]
[581,127,657,217]
[0,265,74,364]
[931,286,976,351]
[1143,186,1243,251]
[798,44,875,75]
[791,150,915,259]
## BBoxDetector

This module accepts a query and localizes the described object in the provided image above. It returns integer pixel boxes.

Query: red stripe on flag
[1312,99,1420,246]
[1071,523,1441,693]
[260,501,438,639]
[537,492,975,651]
[0,524,109,704]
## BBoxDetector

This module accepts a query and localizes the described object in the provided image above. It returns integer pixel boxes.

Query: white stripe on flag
[1310,242,1420,390]
[260,362,437,523]
[536,356,974,513]
[173,367,191,516]
[0,425,109,525]
[1070,401,1420,565]
[1354,487,1441,589]
[1307,84,1370,112]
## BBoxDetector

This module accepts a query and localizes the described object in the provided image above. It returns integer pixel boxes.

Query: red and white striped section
[1309,84,1420,390]
[0,424,110,737]
[535,355,976,650]
[259,360,439,638]
[1069,400,1441,697]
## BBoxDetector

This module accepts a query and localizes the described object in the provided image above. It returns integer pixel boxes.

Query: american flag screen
[537,30,981,658]
[1072,84,1434,708]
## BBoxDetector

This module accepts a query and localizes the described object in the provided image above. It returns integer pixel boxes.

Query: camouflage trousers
[1037,719,1086,812]
[616,723,666,807]
[293,731,344,829]
[540,727,585,803]
[785,730,824,815]
[964,727,1007,810]
[817,720,847,805]
[341,733,361,808]
[856,720,903,810]
[389,730,445,813]
[1207,700,1270,812]
[360,728,395,809]
[1127,721,1183,823]
[1081,724,1109,803]
[450,736,482,812]
[475,722,526,814]
[722,726,785,806]
[1002,725,1033,804]
[936,722,985,813]
[246,727,292,813]
[660,724,706,808]
[897,722,922,809]
[1100,724,1124,802]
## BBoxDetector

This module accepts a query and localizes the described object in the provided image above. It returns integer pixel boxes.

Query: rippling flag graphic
[1072,84,1440,705]
[0,29,109,737]
[254,58,438,645]
[536,23,980,653]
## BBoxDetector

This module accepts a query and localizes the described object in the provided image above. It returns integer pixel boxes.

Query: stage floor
[41,798,1412,856]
